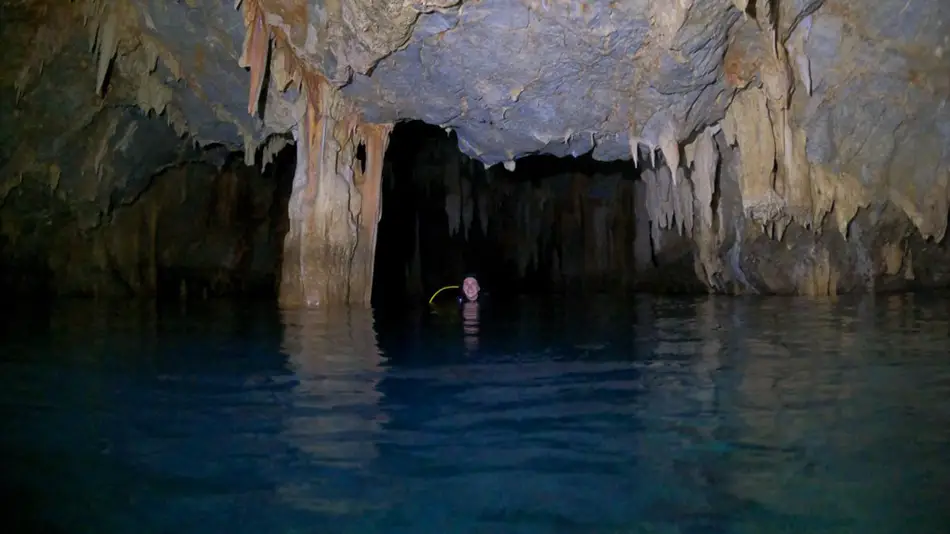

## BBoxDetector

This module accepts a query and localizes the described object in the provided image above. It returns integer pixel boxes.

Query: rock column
[279,77,392,308]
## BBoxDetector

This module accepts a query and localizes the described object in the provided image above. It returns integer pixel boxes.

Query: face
[462,277,480,301]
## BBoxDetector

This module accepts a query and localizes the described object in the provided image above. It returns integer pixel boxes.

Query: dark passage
[371,121,702,309]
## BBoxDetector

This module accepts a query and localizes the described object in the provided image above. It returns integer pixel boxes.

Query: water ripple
[2,295,950,533]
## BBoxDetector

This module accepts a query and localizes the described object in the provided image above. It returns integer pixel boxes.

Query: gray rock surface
[8,0,948,201]
[118,0,949,227]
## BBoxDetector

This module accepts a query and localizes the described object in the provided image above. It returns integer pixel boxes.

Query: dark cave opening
[370,120,703,310]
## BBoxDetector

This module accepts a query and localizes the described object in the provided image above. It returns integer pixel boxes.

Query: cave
[3,0,950,307]
[372,120,706,309]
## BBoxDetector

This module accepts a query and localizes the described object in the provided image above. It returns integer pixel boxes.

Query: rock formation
[2,0,949,304]
[373,123,722,300]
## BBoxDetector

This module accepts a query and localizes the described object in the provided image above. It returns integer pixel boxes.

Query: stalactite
[722,87,783,226]
[673,174,694,237]
[641,169,663,252]
[242,132,260,166]
[815,166,869,239]
[628,132,641,167]
[659,120,681,186]
[355,122,395,303]
[462,177,474,240]
[444,157,462,237]
[659,166,676,231]
[135,69,173,116]
[239,0,270,118]
[91,7,119,96]
[84,0,171,106]
[689,126,718,231]
[684,125,724,288]
[260,135,290,170]
[633,180,654,272]
[478,192,489,236]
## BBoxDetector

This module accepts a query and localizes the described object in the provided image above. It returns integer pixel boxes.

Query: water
[2,294,950,534]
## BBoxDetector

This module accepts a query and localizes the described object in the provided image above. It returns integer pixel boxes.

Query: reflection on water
[279,308,386,466]
[462,301,480,352]
[276,308,388,516]
[1,294,950,533]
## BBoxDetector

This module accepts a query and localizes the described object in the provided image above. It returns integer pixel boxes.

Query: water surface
[2,294,949,533]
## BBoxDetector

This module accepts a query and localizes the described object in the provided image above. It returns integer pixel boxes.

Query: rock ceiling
[7,0,950,256]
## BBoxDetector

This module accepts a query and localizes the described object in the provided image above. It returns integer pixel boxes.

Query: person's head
[462,276,480,302]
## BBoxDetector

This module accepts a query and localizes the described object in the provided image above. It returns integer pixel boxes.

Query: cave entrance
[370,121,702,309]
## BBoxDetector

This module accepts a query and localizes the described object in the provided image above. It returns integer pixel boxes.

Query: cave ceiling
[76,1,931,165]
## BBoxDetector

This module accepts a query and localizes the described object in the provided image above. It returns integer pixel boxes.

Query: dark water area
[2,294,950,533]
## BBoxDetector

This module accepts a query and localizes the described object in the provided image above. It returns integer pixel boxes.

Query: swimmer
[427,275,486,310]
[459,276,481,351]
[459,275,480,303]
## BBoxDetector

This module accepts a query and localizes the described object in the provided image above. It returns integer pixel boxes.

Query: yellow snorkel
[428,285,459,305]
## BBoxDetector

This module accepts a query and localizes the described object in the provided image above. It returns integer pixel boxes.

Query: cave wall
[0,0,295,300]
[4,0,950,305]
[0,148,291,299]
[644,126,950,296]
[375,122,950,303]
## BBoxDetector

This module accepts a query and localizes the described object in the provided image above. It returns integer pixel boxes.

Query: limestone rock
[3,0,950,301]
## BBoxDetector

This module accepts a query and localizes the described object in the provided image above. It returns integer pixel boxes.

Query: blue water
[2,294,950,533]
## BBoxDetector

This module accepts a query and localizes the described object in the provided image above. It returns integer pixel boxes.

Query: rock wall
[0,147,291,298]
[376,121,950,301]
[2,0,395,306]
[637,124,950,296]
[0,0,292,299]
[4,0,949,304]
